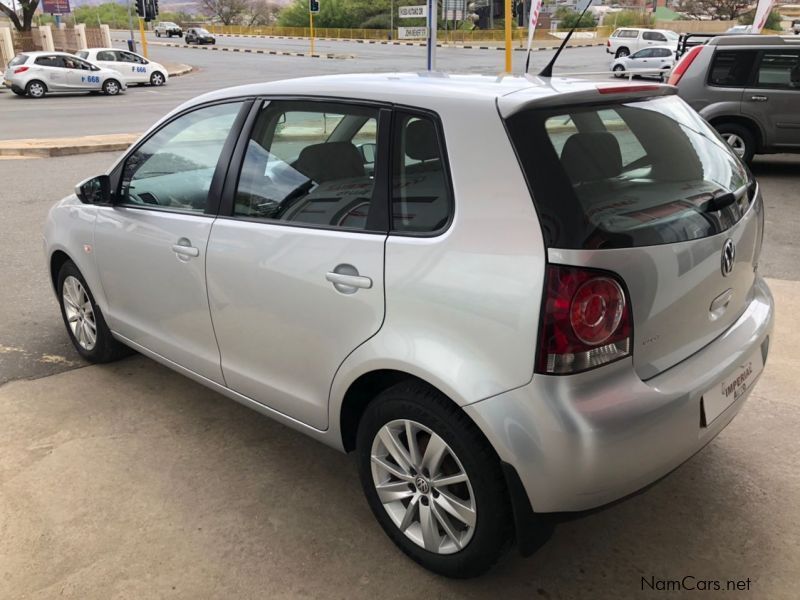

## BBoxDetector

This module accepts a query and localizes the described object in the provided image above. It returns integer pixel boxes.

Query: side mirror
[358,142,376,164]
[75,174,111,204]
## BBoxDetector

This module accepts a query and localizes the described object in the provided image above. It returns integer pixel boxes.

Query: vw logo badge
[721,239,736,277]
[414,476,430,494]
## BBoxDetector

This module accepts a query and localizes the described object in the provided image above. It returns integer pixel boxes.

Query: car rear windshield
[9,54,28,67]
[505,95,752,249]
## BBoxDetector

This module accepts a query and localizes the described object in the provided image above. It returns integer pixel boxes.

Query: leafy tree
[738,9,782,30]
[553,7,597,29]
[676,0,751,21]
[245,0,280,26]
[0,0,40,32]
[277,0,425,29]
[73,3,135,29]
[200,0,250,25]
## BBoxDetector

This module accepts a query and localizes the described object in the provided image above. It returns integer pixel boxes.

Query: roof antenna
[537,1,593,77]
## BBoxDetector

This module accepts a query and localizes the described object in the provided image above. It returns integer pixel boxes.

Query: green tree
[277,0,427,29]
[738,9,782,31]
[553,7,597,29]
[0,0,40,32]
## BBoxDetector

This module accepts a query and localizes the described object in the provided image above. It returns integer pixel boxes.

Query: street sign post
[427,0,436,70]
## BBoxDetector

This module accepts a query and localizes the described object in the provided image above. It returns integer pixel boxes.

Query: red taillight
[606,40,610,47]
[667,45,702,86]
[597,84,661,94]
[536,265,632,375]
[13,66,29,74]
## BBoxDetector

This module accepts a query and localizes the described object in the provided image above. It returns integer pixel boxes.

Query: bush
[553,7,597,29]
[604,10,654,28]
[738,9,782,31]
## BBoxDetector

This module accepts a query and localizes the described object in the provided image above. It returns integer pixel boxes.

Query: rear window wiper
[704,185,747,213]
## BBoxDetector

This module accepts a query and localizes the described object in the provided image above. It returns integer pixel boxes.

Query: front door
[206,100,388,429]
[743,49,800,149]
[94,100,247,383]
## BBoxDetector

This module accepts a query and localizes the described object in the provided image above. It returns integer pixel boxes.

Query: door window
[34,55,64,68]
[632,49,653,59]
[114,51,142,63]
[234,101,381,230]
[391,113,452,233]
[120,102,243,213]
[708,50,757,87]
[642,31,667,42]
[97,51,117,61]
[755,50,800,89]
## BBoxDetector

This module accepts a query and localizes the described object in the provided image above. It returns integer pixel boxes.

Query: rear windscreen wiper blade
[704,185,747,212]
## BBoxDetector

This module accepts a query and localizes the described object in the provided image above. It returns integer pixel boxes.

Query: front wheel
[150,71,165,86]
[103,79,121,96]
[716,122,756,163]
[612,64,625,78]
[356,382,514,578]
[57,260,132,363]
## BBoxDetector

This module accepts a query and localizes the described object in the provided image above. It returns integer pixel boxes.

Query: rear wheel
[103,79,121,96]
[356,382,513,578]
[612,64,625,78]
[150,71,165,86]
[57,260,132,363]
[155,30,161,37]
[615,47,630,58]
[25,80,46,98]
[716,122,756,163]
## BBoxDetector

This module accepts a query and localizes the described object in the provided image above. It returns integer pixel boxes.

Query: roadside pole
[138,17,148,58]
[504,0,512,72]
[427,0,437,70]
[127,0,135,50]
[309,0,319,55]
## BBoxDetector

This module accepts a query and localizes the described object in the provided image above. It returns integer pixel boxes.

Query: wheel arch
[708,115,765,153]
[50,249,73,292]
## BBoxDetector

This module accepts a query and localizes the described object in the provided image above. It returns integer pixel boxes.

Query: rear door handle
[750,95,768,102]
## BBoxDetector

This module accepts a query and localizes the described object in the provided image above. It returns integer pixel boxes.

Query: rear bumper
[466,276,774,513]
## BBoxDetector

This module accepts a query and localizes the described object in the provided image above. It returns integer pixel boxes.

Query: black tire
[356,381,514,578]
[25,79,46,98]
[612,64,625,78]
[57,260,132,363]
[615,47,630,58]
[150,71,165,86]
[102,78,121,96]
[715,122,756,164]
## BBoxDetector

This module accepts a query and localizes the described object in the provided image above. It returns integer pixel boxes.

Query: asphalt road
[0,42,612,141]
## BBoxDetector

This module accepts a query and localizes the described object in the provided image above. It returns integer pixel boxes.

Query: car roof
[177,72,677,119]
[20,51,78,57]
[709,35,800,47]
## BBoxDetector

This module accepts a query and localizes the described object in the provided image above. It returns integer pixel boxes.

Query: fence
[51,26,81,53]
[11,28,41,52]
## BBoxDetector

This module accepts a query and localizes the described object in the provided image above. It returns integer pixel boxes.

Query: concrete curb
[166,63,193,77]
[0,133,139,158]
[114,38,353,60]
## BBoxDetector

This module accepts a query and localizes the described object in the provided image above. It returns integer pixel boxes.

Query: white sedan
[611,46,675,80]
[76,48,168,87]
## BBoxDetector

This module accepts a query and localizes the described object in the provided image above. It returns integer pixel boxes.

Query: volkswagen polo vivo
[44,73,773,577]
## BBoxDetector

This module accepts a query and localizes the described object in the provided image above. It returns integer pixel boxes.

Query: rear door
[205,99,388,430]
[33,55,67,90]
[504,93,761,380]
[742,49,800,150]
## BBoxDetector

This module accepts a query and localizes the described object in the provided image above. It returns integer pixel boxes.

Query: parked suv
[154,21,182,38]
[44,74,773,577]
[670,35,800,162]
[607,27,679,58]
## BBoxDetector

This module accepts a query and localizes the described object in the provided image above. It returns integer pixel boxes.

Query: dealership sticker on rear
[703,351,764,426]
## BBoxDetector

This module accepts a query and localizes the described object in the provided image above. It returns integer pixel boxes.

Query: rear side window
[755,50,800,89]
[708,50,757,87]
[391,113,452,234]
[9,54,28,67]
[506,95,751,249]
[35,55,63,68]
[642,31,667,42]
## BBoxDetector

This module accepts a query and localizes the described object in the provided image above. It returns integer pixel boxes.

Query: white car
[76,48,168,87]
[611,46,675,80]
[606,28,679,58]
[3,51,126,98]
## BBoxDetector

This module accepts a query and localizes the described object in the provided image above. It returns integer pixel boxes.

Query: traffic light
[145,0,159,21]
[135,0,145,18]
[309,0,320,14]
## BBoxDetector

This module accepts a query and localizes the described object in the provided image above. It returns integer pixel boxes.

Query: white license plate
[703,350,763,425]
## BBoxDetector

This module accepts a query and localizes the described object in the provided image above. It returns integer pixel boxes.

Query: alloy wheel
[28,82,44,97]
[104,80,119,95]
[724,133,746,158]
[370,419,476,555]
[151,72,164,86]
[62,275,97,351]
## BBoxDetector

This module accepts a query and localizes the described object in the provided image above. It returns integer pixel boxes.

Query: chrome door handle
[750,95,768,102]
[326,272,372,290]
[172,243,199,257]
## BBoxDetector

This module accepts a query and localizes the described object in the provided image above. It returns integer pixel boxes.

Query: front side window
[120,102,243,213]
[391,113,451,233]
[234,101,380,230]
[755,50,800,89]
[115,51,141,63]
[708,50,757,87]
[506,95,751,249]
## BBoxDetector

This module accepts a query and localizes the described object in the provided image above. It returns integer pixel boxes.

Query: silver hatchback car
[4,51,127,98]
[44,74,773,577]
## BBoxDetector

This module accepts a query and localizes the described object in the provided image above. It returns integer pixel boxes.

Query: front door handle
[326,264,372,294]
[172,238,200,258]
[750,95,768,102]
